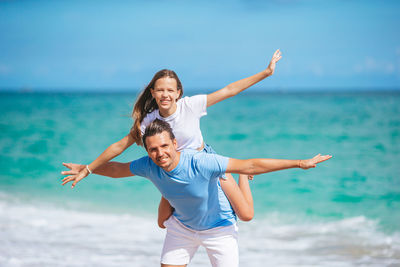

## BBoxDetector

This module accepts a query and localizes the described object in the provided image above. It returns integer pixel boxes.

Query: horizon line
[1,86,400,94]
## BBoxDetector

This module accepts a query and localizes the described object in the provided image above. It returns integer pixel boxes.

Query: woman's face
[151,77,180,112]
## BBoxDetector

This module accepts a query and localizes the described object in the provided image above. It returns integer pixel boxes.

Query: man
[62,119,331,267]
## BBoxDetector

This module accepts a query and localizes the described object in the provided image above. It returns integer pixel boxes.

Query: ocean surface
[1,90,399,266]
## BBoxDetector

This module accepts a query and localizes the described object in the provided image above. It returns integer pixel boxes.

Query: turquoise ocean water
[1,91,399,266]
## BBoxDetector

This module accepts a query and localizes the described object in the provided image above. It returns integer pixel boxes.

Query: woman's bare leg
[220,173,254,221]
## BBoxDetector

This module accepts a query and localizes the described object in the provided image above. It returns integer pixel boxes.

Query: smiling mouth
[157,157,168,164]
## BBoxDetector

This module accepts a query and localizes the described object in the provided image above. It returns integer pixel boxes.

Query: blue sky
[0,0,399,91]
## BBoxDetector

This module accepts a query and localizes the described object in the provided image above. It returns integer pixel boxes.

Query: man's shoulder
[180,150,229,179]
[130,155,158,176]
[181,149,222,164]
[181,149,207,159]
[131,154,151,162]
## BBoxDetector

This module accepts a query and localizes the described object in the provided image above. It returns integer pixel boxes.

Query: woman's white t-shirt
[140,95,207,151]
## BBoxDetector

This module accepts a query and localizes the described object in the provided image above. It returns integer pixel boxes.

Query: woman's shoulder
[179,94,207,107]
[178,94,207,117]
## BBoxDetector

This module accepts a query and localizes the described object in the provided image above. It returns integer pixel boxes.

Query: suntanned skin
[66,51,283,227]
[62,130,331,267]
[62,131,331,190]
[68,49,281,181]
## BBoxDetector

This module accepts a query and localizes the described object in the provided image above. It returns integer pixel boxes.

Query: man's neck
[163,151,181,172]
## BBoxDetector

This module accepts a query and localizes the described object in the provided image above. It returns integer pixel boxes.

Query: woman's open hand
[266,49,282,76]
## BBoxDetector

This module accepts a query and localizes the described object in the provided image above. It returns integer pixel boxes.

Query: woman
[65,49,282,227]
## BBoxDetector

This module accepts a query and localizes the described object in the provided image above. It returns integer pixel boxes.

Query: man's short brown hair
[142,119,176,150]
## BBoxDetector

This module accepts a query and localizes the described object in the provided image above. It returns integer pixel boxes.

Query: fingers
[273,49,282,61]
[314,155,332,164]
[61,176,75,186]
[62,162,73,170]
[61,162,83,189]
[71,180,79,189]
[61,176,81,188]
[61,170,78,175]
[312,154,321,160]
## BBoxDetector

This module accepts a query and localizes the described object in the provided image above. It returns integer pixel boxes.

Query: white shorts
[161,216,239,267]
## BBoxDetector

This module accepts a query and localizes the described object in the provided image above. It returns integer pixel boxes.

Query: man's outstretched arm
[226,154,332,175]
[61,161,133,188]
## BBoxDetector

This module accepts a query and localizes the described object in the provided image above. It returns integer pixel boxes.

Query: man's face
[145,131,178,172]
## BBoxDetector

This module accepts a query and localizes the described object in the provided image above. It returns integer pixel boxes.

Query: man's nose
[156,149,164,157]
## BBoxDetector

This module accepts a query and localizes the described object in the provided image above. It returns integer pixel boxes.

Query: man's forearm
[227,158,300,175]
[249,158,300,174]
[227,154,331,175]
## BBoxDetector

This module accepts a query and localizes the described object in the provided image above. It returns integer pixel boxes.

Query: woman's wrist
[264,68,273,77]
[86,165,93,174]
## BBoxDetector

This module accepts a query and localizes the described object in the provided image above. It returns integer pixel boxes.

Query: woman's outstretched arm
[66,133,137,186]
[206,49,282,107]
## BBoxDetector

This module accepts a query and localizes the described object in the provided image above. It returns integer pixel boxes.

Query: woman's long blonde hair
[131,69,183,145]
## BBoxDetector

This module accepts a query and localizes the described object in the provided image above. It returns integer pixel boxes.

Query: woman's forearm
[87,134,135,173]
[207,69,272,107]
[207,50,281,107]
[224,69,271,97]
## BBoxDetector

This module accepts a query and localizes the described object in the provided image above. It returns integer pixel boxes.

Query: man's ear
[173,139,178,149]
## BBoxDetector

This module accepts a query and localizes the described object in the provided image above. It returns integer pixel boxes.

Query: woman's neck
[159,102,177,118]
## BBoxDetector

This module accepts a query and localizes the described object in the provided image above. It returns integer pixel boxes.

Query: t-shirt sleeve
[194,152,229,180]
[129,156,151,178]
[184,95,207,118]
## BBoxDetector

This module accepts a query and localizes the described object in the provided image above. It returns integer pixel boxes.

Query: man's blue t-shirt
[129,149,236,231]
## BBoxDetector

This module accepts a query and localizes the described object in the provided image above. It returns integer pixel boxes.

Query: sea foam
[1,196,399,267]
